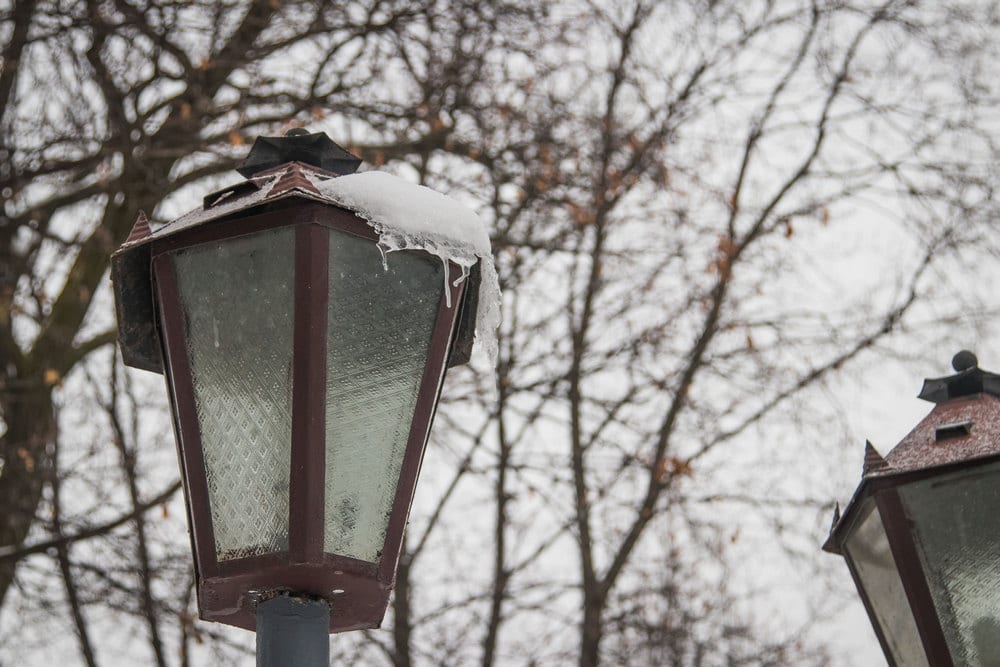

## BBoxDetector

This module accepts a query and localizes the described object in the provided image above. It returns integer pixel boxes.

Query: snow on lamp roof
[308,170,499,366]
[311,171,491,263]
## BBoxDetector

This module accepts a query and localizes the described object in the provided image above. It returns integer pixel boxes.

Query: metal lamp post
[825,351,1000,666]
[111,130,483,664]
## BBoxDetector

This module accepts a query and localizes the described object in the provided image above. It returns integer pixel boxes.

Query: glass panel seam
[289,224,330,563]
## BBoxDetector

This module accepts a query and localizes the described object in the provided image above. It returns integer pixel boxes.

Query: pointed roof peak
[822,503,844,554]
[863,440,889,476]
[124,210,152,245]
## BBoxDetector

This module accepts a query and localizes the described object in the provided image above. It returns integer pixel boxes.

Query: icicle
[441,258,452,308]
[453,263,470,287]
[376,240,390,271]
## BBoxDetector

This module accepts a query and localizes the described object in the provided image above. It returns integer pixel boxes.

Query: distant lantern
[111,129,497,636]
[825,351,1000,666]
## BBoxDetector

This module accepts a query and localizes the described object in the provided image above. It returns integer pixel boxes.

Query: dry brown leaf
[16,447,34,472]
[717,234,738,258]
[655,456,694,482]
[709,235,738,276]
[658,164,670,187]
[539,145,553,165]
[568,202,592,226]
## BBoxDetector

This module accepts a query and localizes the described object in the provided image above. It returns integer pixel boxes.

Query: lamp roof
[825,352,1000,553]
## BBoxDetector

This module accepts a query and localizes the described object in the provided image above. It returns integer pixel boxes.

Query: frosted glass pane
[844,500,929,667]
[324,230,442,562]
[173,228,295,561]
[900,461,1000,665]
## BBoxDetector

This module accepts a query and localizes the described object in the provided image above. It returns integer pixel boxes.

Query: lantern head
[825,351,1000,666]
[111,131,495,633]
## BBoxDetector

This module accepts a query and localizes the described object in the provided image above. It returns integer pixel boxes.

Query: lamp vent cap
[918,351,1000,404]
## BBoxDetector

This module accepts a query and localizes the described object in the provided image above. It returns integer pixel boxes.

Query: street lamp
[111,130,496,663]
[825,351,1000,667]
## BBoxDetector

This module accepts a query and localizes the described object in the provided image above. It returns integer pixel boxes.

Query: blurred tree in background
[1,1,998,664]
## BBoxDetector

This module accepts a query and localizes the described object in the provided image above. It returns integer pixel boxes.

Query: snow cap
[310,170,500,366]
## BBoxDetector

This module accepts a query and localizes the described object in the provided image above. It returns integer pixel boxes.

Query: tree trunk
[0,379,55,605]
[579,593,603,667]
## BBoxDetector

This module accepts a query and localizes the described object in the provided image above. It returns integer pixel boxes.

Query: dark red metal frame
[151,201,465,632]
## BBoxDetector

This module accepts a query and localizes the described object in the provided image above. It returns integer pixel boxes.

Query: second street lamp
[111,130,499,663]
[825,351,1000,666]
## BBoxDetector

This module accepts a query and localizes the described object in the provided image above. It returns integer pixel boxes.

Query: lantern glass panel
[899,460,1000,664]
[172,227,296,561]
[844,499,929,667]
[323,229,442,562]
